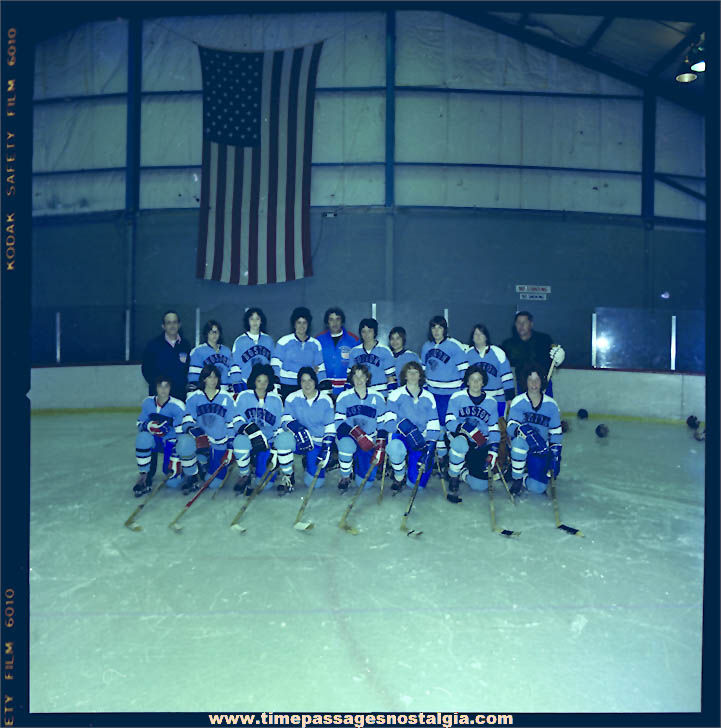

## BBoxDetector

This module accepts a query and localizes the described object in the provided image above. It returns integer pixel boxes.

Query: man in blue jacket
[316,307,359,398]
[141,310,192,401]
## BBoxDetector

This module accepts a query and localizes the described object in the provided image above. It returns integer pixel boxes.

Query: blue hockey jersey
[506,393,563,446]
[137,396,186,438]
[233,389,284,443]
[446,390,500,447]
[385,386,441,441]
[391,349,422,384]
[316,328,359,395]
[465,344,515,401]
[230,332,275,385]
[349,342,395,394]
[421,338,468,395]
[183,390,236,446]
[281,390,336,445]
[272,334,327,387]
[188,343,234,385]
[335,389,391,438]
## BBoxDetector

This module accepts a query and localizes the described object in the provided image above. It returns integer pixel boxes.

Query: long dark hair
[243,307,267,333]
[427,315,448,342]
[202,319,224,346]
[199,364,222,390]
[468,323,492,348]
[248,363,276,392]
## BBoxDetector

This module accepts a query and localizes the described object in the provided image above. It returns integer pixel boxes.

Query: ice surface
[29,414,704,713]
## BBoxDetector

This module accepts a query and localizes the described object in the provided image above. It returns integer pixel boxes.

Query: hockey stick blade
[293,520,314,531]
[406,529,423,538]
[495,528,521,538]
[558,523,584,537]
[230,522,247,534]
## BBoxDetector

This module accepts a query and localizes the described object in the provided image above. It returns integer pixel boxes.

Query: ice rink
[29,412,705,714]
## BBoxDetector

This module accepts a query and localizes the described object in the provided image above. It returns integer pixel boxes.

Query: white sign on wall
[520,293,548,301]
[515,285,551,293]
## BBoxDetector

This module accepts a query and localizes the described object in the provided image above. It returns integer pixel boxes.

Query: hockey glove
[397,418,425,451]
[242,422,269,453]
[486,445,499,471]
[287,421,314,453]
[421,440,436,472]
[148,420,171,437]
[188,426,210,450]
[371,437,387,466]
[549,344,566,367]
[220,448,234,467]
[167,456,182,478]
[318,437,334,469]
[458,421,487,448]
[518,424,548,454]
[349,425,374,452]
[550,444,562,478]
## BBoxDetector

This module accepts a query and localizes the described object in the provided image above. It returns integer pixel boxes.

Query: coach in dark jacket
[141,310,192,401]
[501,311,554,395]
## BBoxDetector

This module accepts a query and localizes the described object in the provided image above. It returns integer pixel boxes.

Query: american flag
[196,43,323,285]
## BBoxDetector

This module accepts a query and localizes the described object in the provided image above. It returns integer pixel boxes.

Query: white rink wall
[29,365,705,421]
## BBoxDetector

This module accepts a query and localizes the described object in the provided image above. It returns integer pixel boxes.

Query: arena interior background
[30,8,707,374]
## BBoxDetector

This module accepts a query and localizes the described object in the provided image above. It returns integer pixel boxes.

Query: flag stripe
[248,145,261,286]
[266,50,283,285]
[230,146,243,285]
[212,143,227,282]
[197,138,212,279]
[285,48,303,281]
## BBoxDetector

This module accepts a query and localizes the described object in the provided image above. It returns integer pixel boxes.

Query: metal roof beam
[581,16,614,52]
[446,9,705,114]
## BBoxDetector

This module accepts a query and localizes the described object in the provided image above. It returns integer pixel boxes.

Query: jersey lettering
[244,407,277,427]
[203,352,231,367]
[425,349,451,365]
[458,405,491,423]
[355,353,381,368]
[197,403,229,418]
[241,345,271,363]
[478,362,498,378]
[523,411,551,428]
[345,404,378,420]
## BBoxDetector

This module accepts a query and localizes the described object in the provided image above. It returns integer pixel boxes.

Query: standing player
[420,315,468,471]
[182,364,236,493]
[133,376,198,496]
[230,307,275,393]
[445,365,501,495]
[506,365,563,496]
[232,363,291,495]
[388,326,421,389]
[335,364,391,490]
[141,310,192,401]
[316,307,359,398]
[272,307,327,399]
[349,318,396,395]
[385,361,440,491]
[188,320,233,392]
[279,367,336,489]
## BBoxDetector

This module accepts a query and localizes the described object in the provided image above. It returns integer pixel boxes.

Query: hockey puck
[595,424,609,438]
[686,415,700,430]
[561,420,570,433]
[577,409,589,419]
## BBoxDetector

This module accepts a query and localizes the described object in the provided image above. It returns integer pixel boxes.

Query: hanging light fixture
[689,37,705,72]
[675,56,697,83]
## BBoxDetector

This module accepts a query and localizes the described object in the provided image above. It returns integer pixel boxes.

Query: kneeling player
[183,364,236,493]
[280,367,336,489]
[232,363,290,495]
[385,361,439,491]
[133,376,198,496]
[335,364,390,490]
[444,365,501,496]
[506,365,563,495]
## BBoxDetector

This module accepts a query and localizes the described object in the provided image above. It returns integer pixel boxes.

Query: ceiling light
[675,57,697,83]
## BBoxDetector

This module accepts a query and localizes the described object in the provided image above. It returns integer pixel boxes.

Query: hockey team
[135,306,567,513]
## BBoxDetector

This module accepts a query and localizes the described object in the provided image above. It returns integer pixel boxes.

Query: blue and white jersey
[507,393,563,446]
[272,334,327,388]
[446,390,500,447]
[335,388,391,438]
[183,390,236,446]
[234,389,284,443]
[391,349,422,383]
[230,332,275,386]
[349,342,395,394]
[385,386,441,441]
[281,390,336,445]
[421,338,468,395]
[137,396,186,438]
[465,345,515,402]
[188,343,233,385]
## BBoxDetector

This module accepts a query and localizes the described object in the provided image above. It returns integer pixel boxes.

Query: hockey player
[229,307,275,393]
[182,365,236,493]
[231,363,291,495]
[388,326,421,388]
[349,318,396,395]
[188,320,233,392]
[279,367,336,489]
[385,361,440,491]
[316,307,359,398]
[465,324,515,419]
[272,307,327,399]
[506,364,563,496]
[133,376,198,496]
[335,364,391,490]
[420,315,468,469]
[445,365,501,495]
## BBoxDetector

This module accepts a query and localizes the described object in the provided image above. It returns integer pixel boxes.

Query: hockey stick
[211,460,237,500]
[168,460,228,533]
[494,462,516,506]
[124,471,174,532]
[377,457,388,505]
[338,461,377,535]
[229,457,279,533]
[488,473,520,538]
[435,450,461,503]
[549,471,583,537]
[400,465,426,537]
[293,466,322,532]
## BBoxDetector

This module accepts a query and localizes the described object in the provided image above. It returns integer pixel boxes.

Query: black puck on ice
[595,424,609,438]
[561,420,570,433]
[686,415,700,430]
[577,409,589,419]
